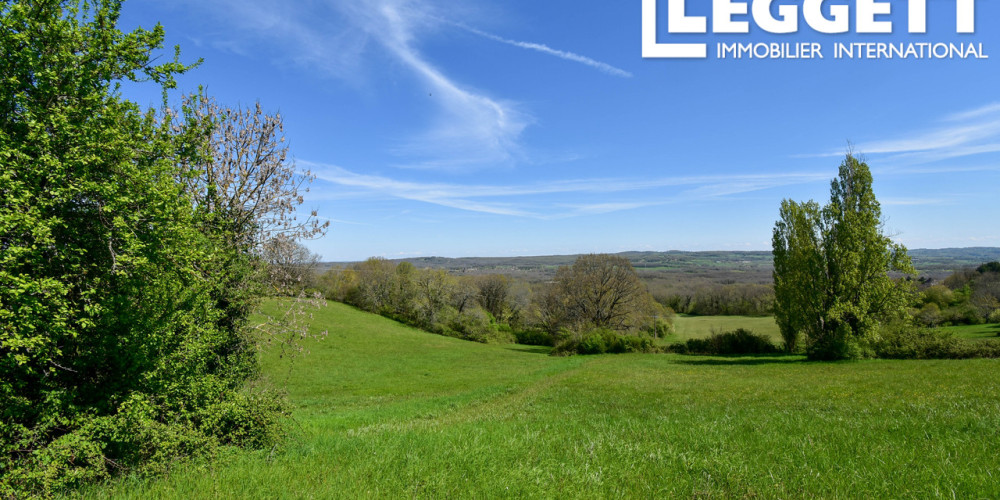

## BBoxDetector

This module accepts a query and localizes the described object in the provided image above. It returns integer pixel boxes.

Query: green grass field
[671,315,1000,344]
[670,314,781,342]
[939,322,1000,340]
[79,302,1000,498]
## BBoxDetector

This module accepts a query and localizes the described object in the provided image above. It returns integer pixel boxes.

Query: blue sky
[119,1,999,261]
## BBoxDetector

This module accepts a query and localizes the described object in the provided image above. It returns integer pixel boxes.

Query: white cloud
[807,102,1000,167]
[166,0,647,172]
[448,22,633,78]
[306,161,827,219]
[945,102,1000,122]
[372,11,530,169]
[860,120,1000,155]
[200,0,371,83]
[169,0,530,171]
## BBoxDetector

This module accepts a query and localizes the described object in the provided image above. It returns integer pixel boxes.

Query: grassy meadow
[940,322,1000,341]
[671,315,1000,344]
[78,301,1000,498]
[670,315,781,342]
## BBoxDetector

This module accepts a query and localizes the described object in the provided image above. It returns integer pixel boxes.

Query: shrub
[873,325,1000,359]
[914,302,944,327]
[943,303,984,326]
[675,329,779,355]
[988,309,1000,325]
[448,308,514,344]
[872,325,961,359]
[666,342,689,355]
[513,328,555,346]
[641,315,675,338]
[551,329,659,356]
[607,334,658,354]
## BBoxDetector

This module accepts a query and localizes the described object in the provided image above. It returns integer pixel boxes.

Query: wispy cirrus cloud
[191,0,370,82]
[945,102,1000,122]
[334,1,530,170]
[305,161,827,219]
[446,22,633,78]
[856,120,1000,157]
[182,0,632,171]
[805,102,1000,168]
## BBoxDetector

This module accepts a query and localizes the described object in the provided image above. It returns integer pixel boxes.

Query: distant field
[320,247,1000,283]
[670,314,781,342]
[939,323,1000,340]
[671,316,1000,344]
[83,302,1000,499]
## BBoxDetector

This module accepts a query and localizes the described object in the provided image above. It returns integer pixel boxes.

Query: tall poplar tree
[772,155,914,359]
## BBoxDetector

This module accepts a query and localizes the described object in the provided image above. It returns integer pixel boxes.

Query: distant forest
[321,247,1000,284]
[314,247,1000,321]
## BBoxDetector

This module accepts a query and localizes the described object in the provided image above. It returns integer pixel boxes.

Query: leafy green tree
[1,2,286,494]
[553,254,655,332]
[414,268,456,326]
[772,155,914,359]
[349,257,397,313]
[772,200,824,353]
[476,274,512,321]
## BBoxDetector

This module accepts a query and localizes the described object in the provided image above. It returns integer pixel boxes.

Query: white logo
[642,0,980,59]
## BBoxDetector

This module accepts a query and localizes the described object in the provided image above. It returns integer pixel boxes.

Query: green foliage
[873,324,1000,359]
[670,328,779,356]
[772,199,824,353]
[0,2,286,495]
[445,308,514,344]
[977,261,1000,274]
[331,261,514,345]
[641,313,675,338]
[914,261,1000,326]
[916,265,1000,327]
[551,328,659,355]
[511,327,554,346]
[668,283,774,316]
[773,155,915,359]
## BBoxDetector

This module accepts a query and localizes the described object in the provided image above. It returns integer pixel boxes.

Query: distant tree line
[315,254,673,348]
[655,283,774,316]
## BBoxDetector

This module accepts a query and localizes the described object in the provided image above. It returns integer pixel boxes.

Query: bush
[641,316,675,338]
[872,326,960,359]
[988,309,1000,325]
[448,308,514,344]
[578,331,609,354]
[873,325,1000,359]
[914,302,944,327]
[673,329,779,356]
[551,329,659,356]
[513,328,555,346]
